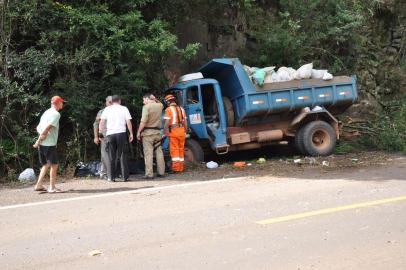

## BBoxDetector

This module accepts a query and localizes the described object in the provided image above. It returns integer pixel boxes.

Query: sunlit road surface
[1,161,406,270]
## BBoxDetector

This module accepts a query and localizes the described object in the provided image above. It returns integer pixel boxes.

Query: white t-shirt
[100,104,132,136]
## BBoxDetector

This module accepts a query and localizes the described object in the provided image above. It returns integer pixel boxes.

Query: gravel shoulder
[0,151,405,206]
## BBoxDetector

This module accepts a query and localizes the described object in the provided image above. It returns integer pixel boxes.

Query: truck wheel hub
[312,130,330,149]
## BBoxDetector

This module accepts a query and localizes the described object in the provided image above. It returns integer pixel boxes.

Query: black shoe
[157,174,165,178]
[142,176,154,180]
[123,178,129,182]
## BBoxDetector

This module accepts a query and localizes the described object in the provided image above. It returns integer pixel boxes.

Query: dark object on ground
[74,158,170,177]
[74,161,101,177]
[128,159,146,175]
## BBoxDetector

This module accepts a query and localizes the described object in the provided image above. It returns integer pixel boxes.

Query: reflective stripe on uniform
[181,107,186,121]
[172,157,181,161]
[169,106,177,125]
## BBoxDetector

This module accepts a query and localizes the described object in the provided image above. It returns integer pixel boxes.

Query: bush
[0,0,198,179]
[368,97,406,153]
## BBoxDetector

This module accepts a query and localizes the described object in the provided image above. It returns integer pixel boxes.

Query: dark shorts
[38,145,58,165]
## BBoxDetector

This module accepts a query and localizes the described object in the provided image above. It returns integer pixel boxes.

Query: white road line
[0,177,244,211]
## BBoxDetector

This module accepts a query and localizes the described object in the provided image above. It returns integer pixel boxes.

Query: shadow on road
[65,186,154,194]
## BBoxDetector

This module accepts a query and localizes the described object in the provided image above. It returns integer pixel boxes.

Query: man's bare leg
[49,164,58,190]
[34,164,49,190]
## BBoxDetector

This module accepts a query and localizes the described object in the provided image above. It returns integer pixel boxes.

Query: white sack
[261,66,276,74]
[311,69,327,79]
[323,72,333,80]
[18,168,36,182]
[276,67,292,81]
[287,67,297,77]
[297,63,313,79]
[271,72,282,82]
[264,73,273,84]
[243,65,252,75]
[206,161,219,169]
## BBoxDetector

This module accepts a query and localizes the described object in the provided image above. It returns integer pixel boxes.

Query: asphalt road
[1,158,405,270]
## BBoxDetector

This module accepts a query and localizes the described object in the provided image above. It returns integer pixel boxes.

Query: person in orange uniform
[163,94,187,173]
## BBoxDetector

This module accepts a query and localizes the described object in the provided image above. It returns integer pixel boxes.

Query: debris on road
[206,161,219,169]
[88,250,102,257]
[18,168,36,182]
[234,161,246,167]
[305,157,317,165]
[257,158,266,164]
[293,159,302,164]
[322,161,330,167]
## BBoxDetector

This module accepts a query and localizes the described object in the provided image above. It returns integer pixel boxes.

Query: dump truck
[165,58,357,162]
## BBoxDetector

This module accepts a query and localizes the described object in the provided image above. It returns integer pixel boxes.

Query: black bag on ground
[74,161,101,177]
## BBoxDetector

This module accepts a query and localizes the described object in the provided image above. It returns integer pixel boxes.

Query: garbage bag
[18,168,36,182]
[271,72,282,82]
[297,63,313,79]
[206,161,219,169]
[261,66,276,74]
[287,67,297,78]
[264,73,273,84]
[252,69,266,86]
[74,161,101,177]
[128,159,145,175]
[276,67,293,81]
[323,72,333,80]
[243,65,252,75]
[311,69,327,79]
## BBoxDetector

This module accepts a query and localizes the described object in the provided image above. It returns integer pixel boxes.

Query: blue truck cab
[166,58,357,161]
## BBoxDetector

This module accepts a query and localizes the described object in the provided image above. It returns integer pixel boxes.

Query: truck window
[187,86,199,104]
[201,84,218,121]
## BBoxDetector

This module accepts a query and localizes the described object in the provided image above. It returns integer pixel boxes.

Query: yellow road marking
[257,195,406,225]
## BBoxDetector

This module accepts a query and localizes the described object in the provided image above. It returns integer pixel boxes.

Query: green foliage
[0,0,198,178]
[241,0,366,72]
[365,96,406,153]
[334,142,357,155]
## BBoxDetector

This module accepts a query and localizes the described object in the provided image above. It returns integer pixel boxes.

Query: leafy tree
[0,0,198,179]
[240,0,367,72]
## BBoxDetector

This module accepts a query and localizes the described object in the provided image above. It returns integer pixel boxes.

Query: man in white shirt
[99,95,133,182]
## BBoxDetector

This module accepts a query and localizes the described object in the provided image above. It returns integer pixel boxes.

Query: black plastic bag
[74,161,101,177]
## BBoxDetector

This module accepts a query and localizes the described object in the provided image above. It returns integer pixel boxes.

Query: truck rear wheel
[299,121,336,156]
[184,139,204,164]
[222,97,235,127]
[294,127,306,154]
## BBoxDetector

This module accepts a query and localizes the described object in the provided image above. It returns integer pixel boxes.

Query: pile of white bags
[244,62,334,86]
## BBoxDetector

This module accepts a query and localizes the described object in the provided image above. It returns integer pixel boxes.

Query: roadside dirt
[0,150,405,206]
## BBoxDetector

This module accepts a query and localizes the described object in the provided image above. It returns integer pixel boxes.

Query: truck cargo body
[166,58,358,160]
[199,58,357,126]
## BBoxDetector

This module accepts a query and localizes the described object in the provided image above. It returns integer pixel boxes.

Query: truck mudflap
[290,108,340,139]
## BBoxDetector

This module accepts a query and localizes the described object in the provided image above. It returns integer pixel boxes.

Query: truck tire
[294,126,306,155]
[184,139,204,164]
[222,97,235,127]
[299,121,337,156]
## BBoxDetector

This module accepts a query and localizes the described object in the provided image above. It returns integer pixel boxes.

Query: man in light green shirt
[33,95,64,193]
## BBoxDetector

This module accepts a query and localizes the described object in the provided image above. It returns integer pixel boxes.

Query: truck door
[184,85,209,139]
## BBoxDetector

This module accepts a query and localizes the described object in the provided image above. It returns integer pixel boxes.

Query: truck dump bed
[199,58,357,125]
